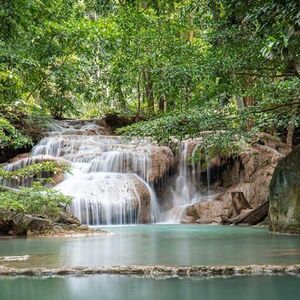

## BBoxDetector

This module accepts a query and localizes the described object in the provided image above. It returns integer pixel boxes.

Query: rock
[221,144,284,208]
[269,145,300,234]
[0,211,54,236]
[0,209,107,237]
[184,194,232,224]
[52,119,112,136]
[2,155,70,188]
[78,225,89,231]
[26,217,53,236]
[253,132,290,156]
[1,264,300,277]
[229,192,252,216]
[6,154,71,172]
[149,145,175,183]
[57,212,81,226]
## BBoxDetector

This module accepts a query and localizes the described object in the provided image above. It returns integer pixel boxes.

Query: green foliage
[1,0,299,158]
[116,0,300,154]
[186,133,245,168]
[0,117,31,149]
[0,161,69,185]
[0,184,72,218]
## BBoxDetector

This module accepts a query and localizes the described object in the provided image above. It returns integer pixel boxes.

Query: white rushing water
[162,141,203,223]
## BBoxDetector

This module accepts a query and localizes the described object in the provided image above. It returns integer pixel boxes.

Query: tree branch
[233,72,298,78]
[253,101,300,114]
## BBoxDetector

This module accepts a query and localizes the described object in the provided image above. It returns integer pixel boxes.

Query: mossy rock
[269,145,300,234]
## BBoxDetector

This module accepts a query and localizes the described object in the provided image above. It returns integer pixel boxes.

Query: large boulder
[0,208,97,237]
[269,145,300,234]
[220,144,284,208]
[183,194,232,224]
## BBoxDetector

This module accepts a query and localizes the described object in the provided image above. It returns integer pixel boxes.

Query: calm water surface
[0,225,299,268]
[0,275,299,300]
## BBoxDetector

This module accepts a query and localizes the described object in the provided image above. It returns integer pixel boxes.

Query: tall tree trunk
[137,75,141,116]
[242,96,255,107]
[243,74,255,130]
[159,94,165,112]
[143,69,154,114]
[116,83,126,109]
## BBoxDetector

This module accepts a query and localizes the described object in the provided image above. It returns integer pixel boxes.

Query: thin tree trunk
[116,83,126,109]
[286,108,297,153]
[137,74,141,116]
[143,69,154,114]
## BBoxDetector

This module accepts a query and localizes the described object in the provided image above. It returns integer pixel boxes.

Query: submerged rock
[269,145,300,234]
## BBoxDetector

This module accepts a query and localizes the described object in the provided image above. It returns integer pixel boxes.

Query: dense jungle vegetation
[1,0,299,156]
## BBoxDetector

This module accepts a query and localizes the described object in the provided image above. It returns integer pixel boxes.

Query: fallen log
[222,201,269,225]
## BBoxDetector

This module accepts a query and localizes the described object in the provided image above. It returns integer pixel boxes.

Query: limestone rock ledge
[0,264,299,277]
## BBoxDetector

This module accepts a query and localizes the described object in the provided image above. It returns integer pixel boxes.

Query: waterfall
[162,141,204,223]
[1,119,216,225]
[3,120,160,225]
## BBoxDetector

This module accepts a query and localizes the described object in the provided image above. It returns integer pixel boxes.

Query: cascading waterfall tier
[3,120,160,225]
[162,140,210,223]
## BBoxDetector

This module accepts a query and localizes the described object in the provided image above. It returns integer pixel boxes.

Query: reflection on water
[0,275,299,300]
[0,225,299,268]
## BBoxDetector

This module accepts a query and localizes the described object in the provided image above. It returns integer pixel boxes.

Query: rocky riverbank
[0,210,107,237]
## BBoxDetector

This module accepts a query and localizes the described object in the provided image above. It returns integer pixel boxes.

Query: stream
[0,225,300,268]
[0,275,299,300]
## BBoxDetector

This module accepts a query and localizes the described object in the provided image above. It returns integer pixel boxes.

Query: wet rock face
[149,146,174,183]
[269,145,300,234]
[221,144,284,208]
